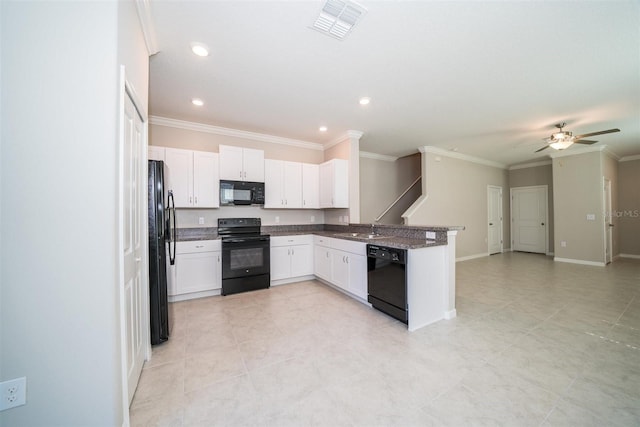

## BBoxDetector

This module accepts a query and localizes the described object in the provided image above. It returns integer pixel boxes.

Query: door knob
[609,223,614,227]
[489,223,493,226]
[541,223,545,226]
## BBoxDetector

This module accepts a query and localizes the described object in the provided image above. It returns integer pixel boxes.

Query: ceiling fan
[535,122,620,153]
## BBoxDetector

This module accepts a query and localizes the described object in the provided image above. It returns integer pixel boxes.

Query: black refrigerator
[148,160,175,345]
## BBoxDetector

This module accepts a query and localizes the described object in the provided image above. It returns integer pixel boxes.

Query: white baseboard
[554,257,605,267]
[619,253,640,259]
[271,275,315,286]
[444,309,457,319]
[456,252,489,262]
[168,289,220,302]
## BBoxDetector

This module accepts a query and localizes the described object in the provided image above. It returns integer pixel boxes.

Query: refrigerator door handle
[168,190,177,265]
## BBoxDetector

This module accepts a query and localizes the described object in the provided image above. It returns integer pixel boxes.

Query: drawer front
[331,238,366,255]
[271,235,313,248]
[313,235,333,247]
[176,239,221,254]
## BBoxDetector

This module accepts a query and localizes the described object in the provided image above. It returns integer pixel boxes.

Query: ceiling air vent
[311,0,367,40]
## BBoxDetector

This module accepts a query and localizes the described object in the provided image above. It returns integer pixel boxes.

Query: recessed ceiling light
[359,97,370,105]
[191,98,204,106]
[319,126,328,132]
[191,43,209,57]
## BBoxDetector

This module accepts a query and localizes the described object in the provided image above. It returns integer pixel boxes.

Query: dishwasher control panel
[367,245,406,264]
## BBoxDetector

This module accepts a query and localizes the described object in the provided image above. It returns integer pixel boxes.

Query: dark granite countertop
[176,223,464,250]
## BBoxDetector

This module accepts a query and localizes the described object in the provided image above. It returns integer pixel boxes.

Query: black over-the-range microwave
[220,180,265,206]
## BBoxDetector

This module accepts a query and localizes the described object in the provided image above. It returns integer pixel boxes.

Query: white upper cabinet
[148,146,165,161]
[193,151,220,208]
[302,163,319,209]
[219,144,264,182]
[319,158,348,208]
[164,148,219,208]
[265,159,303,209]
[165,148,193,207]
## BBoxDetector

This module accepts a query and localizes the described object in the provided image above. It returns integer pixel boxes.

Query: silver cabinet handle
[240,171,242,179]
[195,196,198,204]
[195,245,204,248]
[135,257,141,262]
[291,248,294,255]
[217,255,220,262]
[346,256,349,264]
[190,196,193,204]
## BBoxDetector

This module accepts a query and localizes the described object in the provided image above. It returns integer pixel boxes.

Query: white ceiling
[148,1,640,166]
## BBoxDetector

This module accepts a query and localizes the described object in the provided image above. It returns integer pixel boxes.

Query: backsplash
[175,206,325,228]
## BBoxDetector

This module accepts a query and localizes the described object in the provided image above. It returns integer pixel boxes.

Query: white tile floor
[130,252,640,426]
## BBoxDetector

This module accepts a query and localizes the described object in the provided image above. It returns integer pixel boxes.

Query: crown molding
[135,0,159,55]
[359,151,398,162]
[419,146,507,169]
[149,116,324,151]
[508,160,552,171]
[619,154,640,162]
[325,130,364,150]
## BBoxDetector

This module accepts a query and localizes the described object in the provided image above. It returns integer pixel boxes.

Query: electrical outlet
[0,377,26,411]
[561,241,567,247]
[198,217,204,225]
[275,216,280,224]
[586,214,596,221]
[426,231,436,240]
[310,215,315,223]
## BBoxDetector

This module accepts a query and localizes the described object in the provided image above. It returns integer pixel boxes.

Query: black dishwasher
[367,244,408,324]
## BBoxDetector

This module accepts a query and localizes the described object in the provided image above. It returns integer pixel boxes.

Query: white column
[347,130,363,224]
[444,230,458,319]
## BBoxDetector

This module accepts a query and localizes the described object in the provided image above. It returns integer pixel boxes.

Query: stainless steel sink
[333,232,388,240]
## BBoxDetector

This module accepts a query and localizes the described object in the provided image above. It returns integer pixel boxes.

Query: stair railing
[374,176,421,223]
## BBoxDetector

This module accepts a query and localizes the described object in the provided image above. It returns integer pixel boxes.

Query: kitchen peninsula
[172,223,463,331]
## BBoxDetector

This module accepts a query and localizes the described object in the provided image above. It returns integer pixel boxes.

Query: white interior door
[487,186,503,254]
[122,89,145,405]
[511,186,547,254]
[604,178,613,264]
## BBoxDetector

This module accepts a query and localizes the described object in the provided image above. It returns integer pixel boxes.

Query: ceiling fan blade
[573,139,598,145]
[535,145,550,153]
[574,128,620,139]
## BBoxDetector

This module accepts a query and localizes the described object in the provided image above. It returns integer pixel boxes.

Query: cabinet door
[165,148,193,207]
[213,250,222,290]
[166,243,177,296]
[243,147,265,182]
[264,159,284,208]
[193,151,219,208]
[219,145,244,180]
[175,251,218,294]
[283,161,302,208]
[270,246,291,280]
[332,159,349,208]
[314,246,332,281]
[331,249,350,291]
[148,146,165,161]
[347,253,367,299]
[302,163,319,209]
[319,161,334,208]
[290,244,313,277]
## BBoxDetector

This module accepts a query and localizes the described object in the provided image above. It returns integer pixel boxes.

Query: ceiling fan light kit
[535,122,620,153]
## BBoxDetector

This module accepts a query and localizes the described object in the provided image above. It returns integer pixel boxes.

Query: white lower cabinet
[313,236,367,299]
[270,235,314,282]
[169,240,221,301]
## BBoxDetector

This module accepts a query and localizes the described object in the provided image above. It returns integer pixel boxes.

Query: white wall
[552,151,605,264]
[1,2,147,425]
[618,158,640,256]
